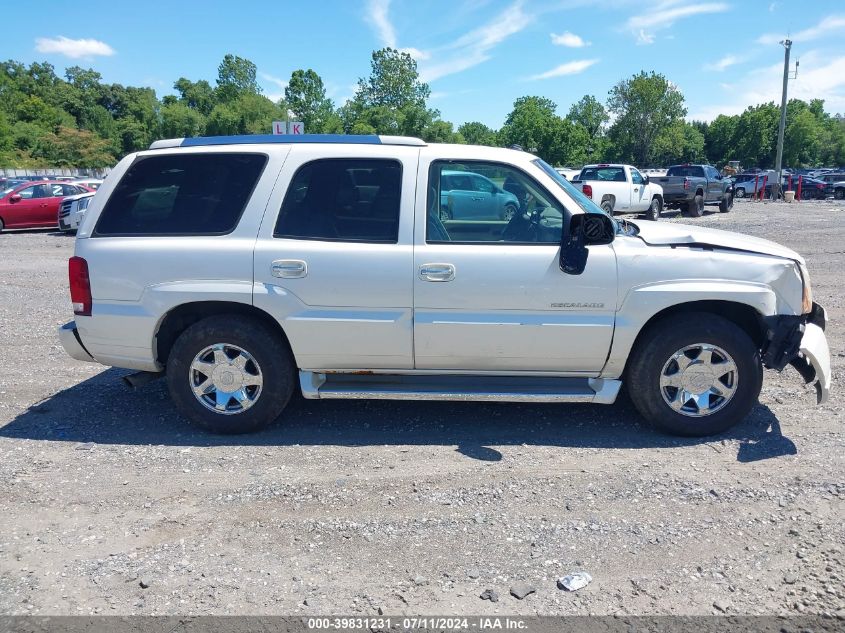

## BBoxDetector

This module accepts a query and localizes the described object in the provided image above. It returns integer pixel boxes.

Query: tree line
[1,48,844,169]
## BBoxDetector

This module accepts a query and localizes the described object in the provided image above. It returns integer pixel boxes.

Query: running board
[299,371,621,404]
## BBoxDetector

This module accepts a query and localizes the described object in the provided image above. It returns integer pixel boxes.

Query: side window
[427,161,563,244]
[95,153,267,236]
[630,169,644,185]
[472,175,496,193]
[17,186,36,199]
[275,158,401,243]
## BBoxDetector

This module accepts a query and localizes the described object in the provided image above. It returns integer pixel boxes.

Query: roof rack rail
[149,134,426,150]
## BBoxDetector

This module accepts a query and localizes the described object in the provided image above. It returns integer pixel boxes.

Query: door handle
[633,188,639,192]
[472,196,483,201]
[271,259,307,279]
[419,263,455,282]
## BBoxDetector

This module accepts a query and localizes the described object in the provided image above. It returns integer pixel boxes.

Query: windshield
[533,159,622,233]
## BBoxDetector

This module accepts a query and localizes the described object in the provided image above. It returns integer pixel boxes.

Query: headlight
[800,263,813,314]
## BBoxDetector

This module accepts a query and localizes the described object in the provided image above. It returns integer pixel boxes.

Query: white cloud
[626,1,729,44]
[687,50,845,121]
[34,36,115,59]
[419,1,532,82]
[528,59,599,80]
[704,54,742,71]
[260,73,288,103]
[365,0,431,61]
[551,31,589,47]
[758,15,845,45]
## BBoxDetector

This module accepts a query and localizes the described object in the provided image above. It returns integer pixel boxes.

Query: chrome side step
[299,371,621,404]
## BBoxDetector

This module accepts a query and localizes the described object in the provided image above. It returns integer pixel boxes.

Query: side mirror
[643,175,650,185]
[560,213,614,275]
[9,194,21,203]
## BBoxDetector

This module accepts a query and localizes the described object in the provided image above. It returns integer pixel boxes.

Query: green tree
[353,48,430,110]
[285,69,335,133]
[458,121,497,146]
[566,95,608,141]
[160,102,205,138]
[215,54,260,103]
[174,78,215,115]
[606,71,686,165]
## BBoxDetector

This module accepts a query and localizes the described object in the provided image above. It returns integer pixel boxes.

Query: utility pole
[773,39,793,200]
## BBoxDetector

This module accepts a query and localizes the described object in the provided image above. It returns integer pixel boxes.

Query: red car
[0,181,93,232]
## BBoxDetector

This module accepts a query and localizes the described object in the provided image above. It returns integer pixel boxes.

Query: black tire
[166,314,295,434]
[626,313,762,437]
[643,197,661,220]
[439,205,452,221]
[719,193,733,213]
[0,217,4,232]
[685,194,704,217]
[835,188,845,200]
[600,200,613,214]
[735,187,745,198]
[503,203,518,221]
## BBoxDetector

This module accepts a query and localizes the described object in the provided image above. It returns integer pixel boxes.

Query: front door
[253,146,419,370]
[630,168,648,211]
[414,159,618,373]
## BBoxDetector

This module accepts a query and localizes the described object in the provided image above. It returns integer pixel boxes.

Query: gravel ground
[0,198,843,617]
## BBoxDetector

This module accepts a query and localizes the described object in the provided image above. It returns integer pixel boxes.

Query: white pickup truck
[572,164,664,220]
[57,134,829,438]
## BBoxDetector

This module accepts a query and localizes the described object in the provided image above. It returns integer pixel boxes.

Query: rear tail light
[582,184,593,199]
[69,256,92,316]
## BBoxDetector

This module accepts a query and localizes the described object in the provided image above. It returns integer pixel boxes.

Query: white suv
[58,134,830,436]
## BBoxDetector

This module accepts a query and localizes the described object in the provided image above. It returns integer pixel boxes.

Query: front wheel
[0,217,4,232]
[719,193,733,213]
[735,187,745,198]
[643,197,662,221]
[835,188,845,200]
[439,205,452,221]
[626,313,762,436]
[166,314,294,434]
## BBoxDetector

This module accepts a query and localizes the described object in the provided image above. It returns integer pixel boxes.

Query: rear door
[253,145,419,370]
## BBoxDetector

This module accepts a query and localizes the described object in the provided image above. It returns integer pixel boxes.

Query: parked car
[653,164,734,216]
[817,172,845,198]
[72,178,104,190]
[555,167,581,181]
[732,173,768,198]
[571,163,664,220]
[57,134,829,439]
[58,191,96,232]
[438,170,520,221]
[831,181,845,200]
[0,181,93,231]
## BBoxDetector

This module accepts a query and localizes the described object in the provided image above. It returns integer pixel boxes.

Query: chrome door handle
[472,196,483,201]
[633,188,639,192]
[271,259,307,278]
[419,263,455,282]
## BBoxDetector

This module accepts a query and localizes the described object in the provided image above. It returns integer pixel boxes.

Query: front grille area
[59,200,73,218]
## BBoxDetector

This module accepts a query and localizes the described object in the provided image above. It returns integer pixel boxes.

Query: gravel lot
[0,198,843,617]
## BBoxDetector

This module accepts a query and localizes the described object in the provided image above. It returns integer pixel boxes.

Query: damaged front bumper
[762,303,831,404]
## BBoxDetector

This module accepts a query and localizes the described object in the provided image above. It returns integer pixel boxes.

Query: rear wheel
[643,197,661,220]
[626,313,762,436]
[685,194,704,217]
[600,200,613,214]
[503,203,518,221]
[0,217,4,232]
[439,205,452,221]
[166,314,294,434]
[719,193,733,213]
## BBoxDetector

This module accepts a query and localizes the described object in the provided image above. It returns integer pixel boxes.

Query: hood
[633,220,803,263]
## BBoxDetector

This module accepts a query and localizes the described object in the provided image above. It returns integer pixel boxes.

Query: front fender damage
[762,303,830,404]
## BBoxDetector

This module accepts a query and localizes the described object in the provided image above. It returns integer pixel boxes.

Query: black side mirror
[643,175,650,185]
[560,213,614,275]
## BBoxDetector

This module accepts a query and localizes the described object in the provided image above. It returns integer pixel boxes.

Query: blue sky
[4,0,845,128]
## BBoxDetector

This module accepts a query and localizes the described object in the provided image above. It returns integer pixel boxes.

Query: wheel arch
[604,297,770,379]
[154,301,294,368]
[600,194,616,209]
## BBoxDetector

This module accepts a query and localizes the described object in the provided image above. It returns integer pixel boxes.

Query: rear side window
[274,158,401,243]
[94,153,267,236]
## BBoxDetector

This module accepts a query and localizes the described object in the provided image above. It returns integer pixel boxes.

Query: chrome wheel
[189,343,263,415]
[659,343,738,417]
